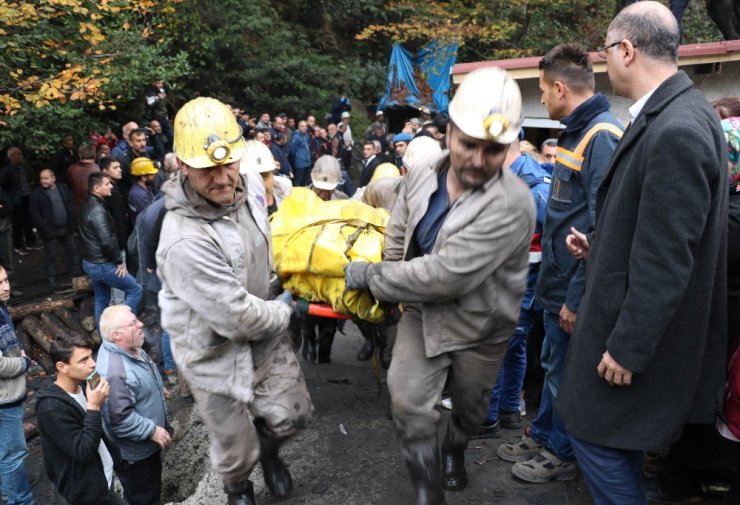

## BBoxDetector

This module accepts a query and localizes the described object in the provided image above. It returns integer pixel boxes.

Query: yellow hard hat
[240,140,276,174]
[173,97,246,169]
[130,157,158,176]
[449,67,522,144]
[370,163,400,182]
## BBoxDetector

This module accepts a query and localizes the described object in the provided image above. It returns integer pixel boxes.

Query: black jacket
[106,182,130,250]
[79,194,122,264]
[557,71,728,450]
[29,184,76,240]
[36,383,118,505]
[729,185,740,344]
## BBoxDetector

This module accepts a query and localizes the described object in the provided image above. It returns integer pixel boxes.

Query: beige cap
[240,140,276,174]
[311,155,342,190]
[448,67,522,144]
[403,136,442,172]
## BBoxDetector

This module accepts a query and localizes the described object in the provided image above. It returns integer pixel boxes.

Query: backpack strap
[556,122,623,172]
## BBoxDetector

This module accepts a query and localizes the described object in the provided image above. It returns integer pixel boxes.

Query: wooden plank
[40,312,69,339]
[72,275,92,294]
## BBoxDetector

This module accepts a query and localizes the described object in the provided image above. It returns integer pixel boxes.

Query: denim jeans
[0,404,35,505]
[161,329,176,371]
[485,307,534,421]
[528,310,574,461]
[82,260,143,326]
[569,433,647,505]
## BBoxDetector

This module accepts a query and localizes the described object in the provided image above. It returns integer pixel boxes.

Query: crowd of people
[1,2,740,505]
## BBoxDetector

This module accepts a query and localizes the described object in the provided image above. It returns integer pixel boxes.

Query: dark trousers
[569,433,647,505]
[43,234,81,283]
[116,450,161,505]
[11,196,35,249]
[55,486,129,505]
[0,229,11,271]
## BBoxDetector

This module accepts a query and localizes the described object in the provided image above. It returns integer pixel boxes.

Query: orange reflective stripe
[556,146,583,172]
[573,123,624,157]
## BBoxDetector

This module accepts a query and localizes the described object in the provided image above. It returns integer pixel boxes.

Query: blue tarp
[377,41,458,114]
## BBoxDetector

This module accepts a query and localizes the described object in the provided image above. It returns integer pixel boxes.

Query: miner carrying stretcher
[156,97,313,505]
[344,67,536,504]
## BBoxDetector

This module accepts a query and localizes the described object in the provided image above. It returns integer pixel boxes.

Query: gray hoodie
[157,171,291,404]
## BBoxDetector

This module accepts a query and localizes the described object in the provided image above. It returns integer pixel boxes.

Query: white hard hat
[341,111,351,119]
[240,140,276,174]
[403,136,442,172]
[311,155,341,190]
[449,67,522,144]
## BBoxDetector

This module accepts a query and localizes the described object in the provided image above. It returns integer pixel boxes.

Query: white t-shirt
[69,387,114,487]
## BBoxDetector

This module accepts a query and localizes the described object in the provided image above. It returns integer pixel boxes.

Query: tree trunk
[9,299,74,321]
[53,307,87,335]
[20,316,53,354]
[79,296,96,332]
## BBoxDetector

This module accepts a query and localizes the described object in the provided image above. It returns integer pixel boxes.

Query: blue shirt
[413,168,450,256]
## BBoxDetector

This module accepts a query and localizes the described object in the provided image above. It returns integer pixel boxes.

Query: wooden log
[20,316,53,354]
[73,275,92,294]
[53,307,87,335]
[90,329,101,346]
[40,312,70,339]
[24,421,38,440]
[79,296,95,332]
[14,327,34,355]
[36,352,55,375]
[9,299,74,321]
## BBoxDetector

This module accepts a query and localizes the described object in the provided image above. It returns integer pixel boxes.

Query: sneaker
[470,420,500,439]
[497,434,544,463]
[13,248,29,256]
[29,244,43,251]
[511,450,578,483]
[500,410,522,429]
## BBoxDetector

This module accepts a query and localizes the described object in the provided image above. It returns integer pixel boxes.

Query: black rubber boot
[441,419,469,491]
[317,322,335,364]
[254,419,293,499]
[399,438,447,505]
[356,339,374,361]
[300,328,317,362]
[223,479,256,505]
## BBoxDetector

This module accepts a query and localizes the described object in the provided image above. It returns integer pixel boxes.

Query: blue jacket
[510,154,550,309]
[270,142,293,176]
[534,93,622,314]
[289,130,312,169]
[96,340,167,462]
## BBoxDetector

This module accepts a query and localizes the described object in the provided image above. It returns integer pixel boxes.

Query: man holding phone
[96,305,170,505]
[36,333,126,505]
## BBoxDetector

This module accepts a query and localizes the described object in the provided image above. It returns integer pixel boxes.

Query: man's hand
[163,387,171,400]
[559,304,577,335]
[597,351,633,386]
[344,262,370,291]
[115,263,127,278]
[150,426,172,449]
[86,376,110,411]
[565,227,590,260]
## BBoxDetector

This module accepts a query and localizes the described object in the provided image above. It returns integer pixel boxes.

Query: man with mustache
[344,67,536,504]
[156,97,313,505]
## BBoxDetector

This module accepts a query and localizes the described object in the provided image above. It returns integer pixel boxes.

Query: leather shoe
[470,420,500,439]
[500,410,522,429]
[356,340,373,361]
[441,423,468,491]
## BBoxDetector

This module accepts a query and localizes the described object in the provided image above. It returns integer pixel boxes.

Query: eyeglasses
[118,319,140,331]
[596,40,635,60]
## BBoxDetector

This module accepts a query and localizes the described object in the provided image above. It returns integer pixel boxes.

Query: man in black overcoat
[556,2,728,503]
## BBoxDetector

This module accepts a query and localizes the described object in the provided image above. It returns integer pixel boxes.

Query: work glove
[277,289,298,317]
[344,261,370,291]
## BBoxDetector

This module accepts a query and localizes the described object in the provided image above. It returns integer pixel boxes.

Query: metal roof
[452,40,740,83]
